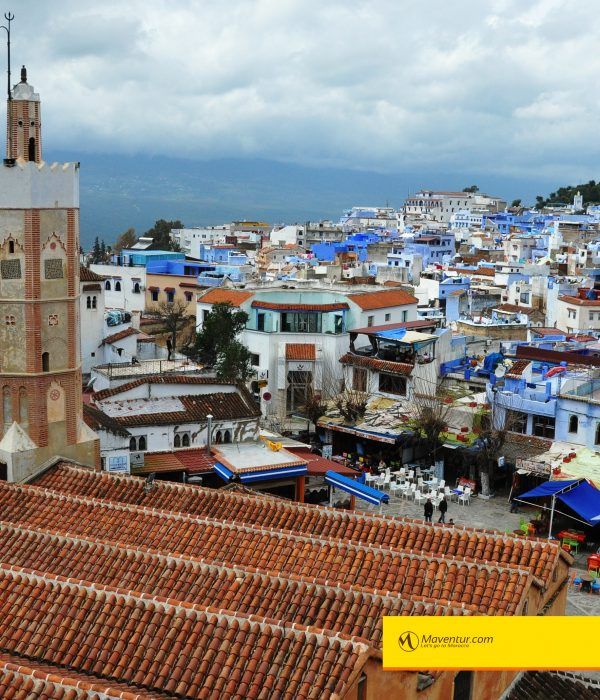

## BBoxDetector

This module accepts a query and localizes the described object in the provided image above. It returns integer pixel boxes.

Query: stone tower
[6,66,42,163]
[0,68,99,481]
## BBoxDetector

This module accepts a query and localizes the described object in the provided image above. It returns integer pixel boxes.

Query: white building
[87,375,261,473]
[196,287,418,422]
[170,226,230,258]
[89,263,146,312]
[79,266,106,375]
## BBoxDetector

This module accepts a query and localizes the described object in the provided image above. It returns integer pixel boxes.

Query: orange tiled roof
[0,463,567,696]
[198,288,254,305]
[346,289,418,309]
[0,480,534,614]
[340,352,414,376]
[34,465,565,587]
[93,375,238,401]
[79,265,105,282]
[285,343,316,360]
[96,392,261,426]
[251,300,349,311]
[100,327,140,345]
[558,294,600,307]
[505,360,531,378]
[0,562,371,699]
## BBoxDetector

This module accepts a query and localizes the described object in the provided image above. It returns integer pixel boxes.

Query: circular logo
[49,389,60,401]
[398,631,420,652]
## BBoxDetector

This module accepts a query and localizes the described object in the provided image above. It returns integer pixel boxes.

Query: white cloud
[5,0,600,180]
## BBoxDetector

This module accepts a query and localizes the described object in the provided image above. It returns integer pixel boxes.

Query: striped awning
[325,470,389,506]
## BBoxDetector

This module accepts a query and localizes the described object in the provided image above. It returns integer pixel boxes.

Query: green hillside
[536,180,600,209]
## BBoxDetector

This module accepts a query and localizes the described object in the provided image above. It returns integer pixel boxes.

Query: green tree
[91,236,101,263]
[146,219,184,251]
[216,341,252,382]
[194,302,249,368]
[462,185,479,193]
[510,199,521,208]
[114,227,137,253]
[156,299,189,356]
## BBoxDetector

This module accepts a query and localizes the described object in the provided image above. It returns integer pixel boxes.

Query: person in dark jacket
[438,496,448,523]
[424,498,433,523]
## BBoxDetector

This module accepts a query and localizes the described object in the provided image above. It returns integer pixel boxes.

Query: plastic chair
[390,482,402,498]
[452,485,464,502]
[565,538,579,555]
[438,479,445,490]
[458,487,471,506]
[414,489,426,505]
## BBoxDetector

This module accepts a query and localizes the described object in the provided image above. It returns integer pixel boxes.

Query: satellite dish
[494,364,506,378]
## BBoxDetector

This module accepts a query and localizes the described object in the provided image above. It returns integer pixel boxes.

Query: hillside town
[1,38,600,700]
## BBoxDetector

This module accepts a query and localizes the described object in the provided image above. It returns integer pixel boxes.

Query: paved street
[357,489,600,619]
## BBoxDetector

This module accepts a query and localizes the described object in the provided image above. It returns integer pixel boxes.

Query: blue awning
[325,470,389,506]
[519,479,582,499]
[238,464,307,483]
[214,462,234,482]
[375,328,406,341]
[559,481,600,525]
[518,478,600,525]
[214,462,307,484]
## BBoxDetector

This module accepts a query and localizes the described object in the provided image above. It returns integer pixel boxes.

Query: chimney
[206,414,213,454]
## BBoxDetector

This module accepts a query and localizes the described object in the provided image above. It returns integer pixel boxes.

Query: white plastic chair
[381,475,391,490]
[451,485,464,502]
[408,470,415,480]
[459,487,472,506]
[414,489,426,505]
[439,479,445,490]
[390,481,402,498]
[404,484,416,501]
[444,486,452,498]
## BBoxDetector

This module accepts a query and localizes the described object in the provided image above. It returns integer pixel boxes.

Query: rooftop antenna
[1,11,14,165]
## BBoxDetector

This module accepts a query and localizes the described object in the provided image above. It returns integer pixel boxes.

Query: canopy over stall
[516,478,600,536]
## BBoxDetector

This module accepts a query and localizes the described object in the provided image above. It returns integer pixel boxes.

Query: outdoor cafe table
[557,530,586,544]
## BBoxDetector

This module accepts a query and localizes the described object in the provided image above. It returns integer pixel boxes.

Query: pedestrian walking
[438,496,448,523]
[424,498,433,523]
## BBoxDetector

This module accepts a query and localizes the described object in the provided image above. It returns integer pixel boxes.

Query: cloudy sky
[8,0,600,184]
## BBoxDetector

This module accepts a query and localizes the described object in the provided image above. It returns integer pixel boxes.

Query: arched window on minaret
[28,137,35,162]
[41,352,49,372]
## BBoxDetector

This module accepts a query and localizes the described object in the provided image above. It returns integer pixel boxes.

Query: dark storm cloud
[3,0,598,181]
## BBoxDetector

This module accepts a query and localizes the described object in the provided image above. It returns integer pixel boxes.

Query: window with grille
[0,259,21,279]
[44,259,64,279]
[532,415,555,439]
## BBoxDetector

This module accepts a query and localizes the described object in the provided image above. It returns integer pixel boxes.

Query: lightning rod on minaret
[1,11,14,164]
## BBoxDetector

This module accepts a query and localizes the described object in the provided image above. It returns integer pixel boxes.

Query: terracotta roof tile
[93,375,239,401]
[506,672,600,700]
[100,327,140,345]
[251,301,349,312]
[199,289,254,305]
[0,563,371,699]
[505,360,531,378]
[79,266,105,282]
[339,352,414,376]
[346,289,418,310]
[33,464,564,588]
[286,344,316,361]
[82,403,130,437]
[96,391,260,427]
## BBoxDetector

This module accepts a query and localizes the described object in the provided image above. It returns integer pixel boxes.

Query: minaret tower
[6,65,42,162]
[0,26,98,480]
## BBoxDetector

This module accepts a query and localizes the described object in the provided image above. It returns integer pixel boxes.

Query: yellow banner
[383,616,600,670]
